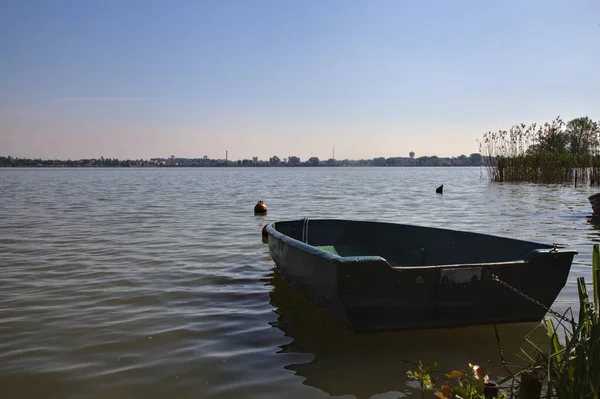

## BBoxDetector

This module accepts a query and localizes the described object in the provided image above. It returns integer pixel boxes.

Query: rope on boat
[302,218,309,243]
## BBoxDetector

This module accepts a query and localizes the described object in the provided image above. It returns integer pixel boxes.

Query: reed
[480,117,600,185]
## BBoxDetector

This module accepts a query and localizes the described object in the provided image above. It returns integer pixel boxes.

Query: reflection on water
[268,270,542,398]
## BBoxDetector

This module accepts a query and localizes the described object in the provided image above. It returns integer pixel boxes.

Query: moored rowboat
[265,219,577,332]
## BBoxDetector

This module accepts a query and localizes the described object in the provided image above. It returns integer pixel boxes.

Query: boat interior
[272,219,552,267]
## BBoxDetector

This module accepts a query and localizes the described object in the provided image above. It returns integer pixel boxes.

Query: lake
[0,167,597,399]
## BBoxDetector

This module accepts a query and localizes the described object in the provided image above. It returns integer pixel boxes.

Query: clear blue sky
[1,0,599,160]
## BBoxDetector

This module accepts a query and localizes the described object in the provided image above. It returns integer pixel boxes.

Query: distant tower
[409,151,415,159]
[226,150,228,161]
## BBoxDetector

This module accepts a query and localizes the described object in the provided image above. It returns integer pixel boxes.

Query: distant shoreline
[0,154,483,168]
[0,165,484,168]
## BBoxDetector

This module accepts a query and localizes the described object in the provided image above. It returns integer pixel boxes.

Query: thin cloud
[58,97,162,102]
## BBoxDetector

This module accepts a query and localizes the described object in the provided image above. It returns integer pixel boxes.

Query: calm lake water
[0,167,598,399]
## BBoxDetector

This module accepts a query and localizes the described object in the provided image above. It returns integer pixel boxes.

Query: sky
[1,0,599,161]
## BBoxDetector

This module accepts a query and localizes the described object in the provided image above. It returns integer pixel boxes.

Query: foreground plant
[406,361,438,398]
[407,362,504,399]
[516,244,600,398]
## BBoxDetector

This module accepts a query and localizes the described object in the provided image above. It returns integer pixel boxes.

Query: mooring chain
[491,273,571,324]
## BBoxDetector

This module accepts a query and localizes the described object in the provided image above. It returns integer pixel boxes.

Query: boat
[588,193,600,223]
[590,193,600,215]
[265,218,577,332]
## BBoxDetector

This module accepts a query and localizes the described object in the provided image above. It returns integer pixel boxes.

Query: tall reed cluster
[480,116,600,185]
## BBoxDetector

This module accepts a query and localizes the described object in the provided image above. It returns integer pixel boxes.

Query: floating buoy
[254,200,268,215]
[436,185,443,194]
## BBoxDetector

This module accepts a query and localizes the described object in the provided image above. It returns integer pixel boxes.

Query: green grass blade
[546,318,563,364]
[594,244,600,310]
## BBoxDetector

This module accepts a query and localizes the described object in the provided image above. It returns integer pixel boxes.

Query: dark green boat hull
[266,219,577,332]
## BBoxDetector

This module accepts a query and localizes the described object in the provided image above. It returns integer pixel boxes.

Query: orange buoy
[254,200,268,215]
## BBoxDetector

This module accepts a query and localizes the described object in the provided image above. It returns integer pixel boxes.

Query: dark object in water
[586,194,600,223]
[254,200,268,215]
[261,224,269,243]
[436,185,443,194]
[586,214,600,224]
[265,218,577,332]
[589,193,600,215]
[518,371,543,399]
[484,382,500,399]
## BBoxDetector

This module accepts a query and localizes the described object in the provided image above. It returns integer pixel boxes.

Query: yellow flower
[446,370,465,379]
[434,384,453,399]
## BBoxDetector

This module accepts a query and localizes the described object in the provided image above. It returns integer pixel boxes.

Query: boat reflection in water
[267,269,545,398]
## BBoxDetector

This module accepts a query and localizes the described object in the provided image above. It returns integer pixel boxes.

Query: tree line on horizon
[0,153,483,168]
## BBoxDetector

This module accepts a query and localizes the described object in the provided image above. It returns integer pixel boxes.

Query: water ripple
[0,167,597,398]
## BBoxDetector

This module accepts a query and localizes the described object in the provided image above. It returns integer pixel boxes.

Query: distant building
[252,157,258,163]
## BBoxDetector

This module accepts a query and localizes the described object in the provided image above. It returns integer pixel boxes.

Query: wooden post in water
[518,371,542,399]
[483,382,499,398]
[593,244,599,309]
